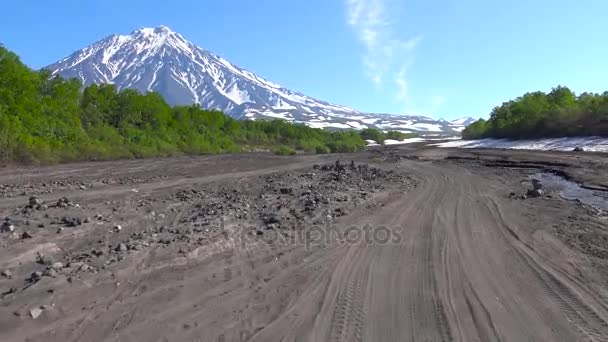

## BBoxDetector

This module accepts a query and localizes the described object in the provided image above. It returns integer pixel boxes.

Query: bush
[315,145,331,154]
[385,131,416,140]
[463,86,608,140]
[359,128,385,144]
[274,146,296,156]
[0,45,368,165]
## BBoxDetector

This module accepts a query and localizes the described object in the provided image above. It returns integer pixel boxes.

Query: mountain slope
[46,26,472,134]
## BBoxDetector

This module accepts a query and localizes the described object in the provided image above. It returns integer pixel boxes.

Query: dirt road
[1,148,608,341]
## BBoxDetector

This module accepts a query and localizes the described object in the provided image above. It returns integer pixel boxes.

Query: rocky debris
[21,231,33,239]
[27,196,44,210]
[531,179,543,190]
[115,243,128,252]
[279,187,293,195]
[56,197,74,208]
[0,159,415,289]
[0,180,100,199]
[1,218,15,233]
[176,189,203,202]
[527,189,544,198]
[51,262,64,270]
[36,253,54,266]
[43,268,57,278]
[30,271,43,282]
[29,307,43,319]
[334,207,349,217]
[513,179,545,199]
[1,269,12,279]
[261,213,280,226]
[59,216,82,227]
[573,146,585,152]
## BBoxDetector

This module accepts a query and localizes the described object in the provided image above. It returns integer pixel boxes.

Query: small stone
[31,271,43,282]
[29,307,43,319]
[531,179,543,190]
[29,196,42,207]
[56,227,64,234]
[114,225,122,232]
[36,253,53,265]
[56,197,71,208]
[79,185,86,190]
[43,268,57,278]
[1,223,15,233]
[1,269,12,279]
[51,262,64,270]
[61,217,81,227]
[115,243,128,252]
[266,223,279,230]
[527,189,543,198]
[21,231,33,239]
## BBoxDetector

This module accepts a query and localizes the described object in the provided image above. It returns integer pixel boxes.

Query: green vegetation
[359,128,417,144]
[0,45,367,164]
[274,146,296,156]
[463,86,608,140]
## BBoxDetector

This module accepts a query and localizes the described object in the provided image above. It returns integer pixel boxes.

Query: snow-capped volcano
[46,26,472,134]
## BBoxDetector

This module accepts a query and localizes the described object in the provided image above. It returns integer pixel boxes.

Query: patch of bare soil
[1,149,608,342]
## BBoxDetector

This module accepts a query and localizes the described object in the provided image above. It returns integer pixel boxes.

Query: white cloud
[395,68,409,102]
[346,0,421,99]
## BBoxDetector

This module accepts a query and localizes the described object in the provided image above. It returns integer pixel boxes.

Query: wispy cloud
[347,0,434,113]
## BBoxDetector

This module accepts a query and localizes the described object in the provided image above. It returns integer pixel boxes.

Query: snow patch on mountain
[46,25,474,135]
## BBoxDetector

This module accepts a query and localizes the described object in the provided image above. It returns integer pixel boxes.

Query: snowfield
[433,137,608,152]
[383,138,427,145]
[46,25,474,135]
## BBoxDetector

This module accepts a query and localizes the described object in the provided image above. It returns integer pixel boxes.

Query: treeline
[0,45,368,164]
[359,128,416,144]
[463,86,608,140]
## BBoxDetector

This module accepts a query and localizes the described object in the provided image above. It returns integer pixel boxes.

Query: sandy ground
[1,147,608,341]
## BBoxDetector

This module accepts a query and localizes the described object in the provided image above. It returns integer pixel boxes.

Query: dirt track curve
[1,149,608,341]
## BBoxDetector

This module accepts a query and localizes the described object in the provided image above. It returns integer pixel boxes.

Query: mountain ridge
[46,25,473,135]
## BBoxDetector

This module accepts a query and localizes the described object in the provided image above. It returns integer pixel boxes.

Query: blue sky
[2,0,607,119]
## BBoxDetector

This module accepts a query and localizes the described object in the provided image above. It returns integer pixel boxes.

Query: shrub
[274,146,296,156]
[0,45,368,165]
[315,145,331,154]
